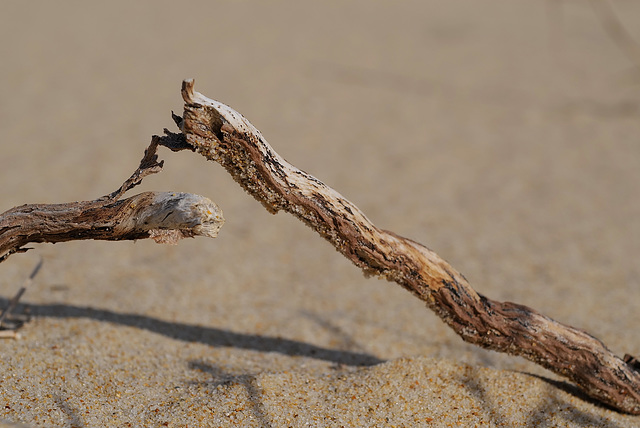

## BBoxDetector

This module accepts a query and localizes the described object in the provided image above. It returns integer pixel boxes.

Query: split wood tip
[181,79,196,104]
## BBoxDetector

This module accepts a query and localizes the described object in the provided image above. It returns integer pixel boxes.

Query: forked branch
[0,137,224,263]
[160,79,640,414]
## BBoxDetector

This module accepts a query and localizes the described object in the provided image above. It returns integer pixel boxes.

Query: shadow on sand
[0,298,384,367]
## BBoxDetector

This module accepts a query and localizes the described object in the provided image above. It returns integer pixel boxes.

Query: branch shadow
[455,367,627,427]
[0,298,384,367]
[299,310,366,354]
[53,394,85,428]
[188,361,273,428]
[524,372,626,416]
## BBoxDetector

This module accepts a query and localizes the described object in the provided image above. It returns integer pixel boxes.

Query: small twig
[167,78,640,414]
[0,288,27,328]
[106,136,164,200]
[0,257,42,329]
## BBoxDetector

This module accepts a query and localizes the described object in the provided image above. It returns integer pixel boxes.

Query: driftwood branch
[160,79,640,414]
[0,137,224,263]
[0,135,223,336]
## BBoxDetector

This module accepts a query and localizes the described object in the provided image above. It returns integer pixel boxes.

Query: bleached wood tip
[180,79,267,144]
[130,192,225,240]
[182,79,196,104]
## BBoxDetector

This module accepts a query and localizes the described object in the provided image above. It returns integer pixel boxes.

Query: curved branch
[167,79,640,414]
[0,138,224,263]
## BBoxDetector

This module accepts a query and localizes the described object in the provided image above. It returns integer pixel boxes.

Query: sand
[1,1,639,426]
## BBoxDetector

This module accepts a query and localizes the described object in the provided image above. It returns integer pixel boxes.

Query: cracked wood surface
[167,78,640,414]
[0,138,224,263]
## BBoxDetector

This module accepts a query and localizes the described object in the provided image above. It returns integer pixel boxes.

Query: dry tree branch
[159,79,640,414]
[0,137,224,264]
[0,190,222,261]
[0,137,224,328]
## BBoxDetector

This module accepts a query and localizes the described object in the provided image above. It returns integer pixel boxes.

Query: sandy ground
[1,1,639,426]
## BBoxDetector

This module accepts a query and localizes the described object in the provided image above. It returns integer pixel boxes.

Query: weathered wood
[0,137,223,333]
[0,138,224,263]
[0,191,223,256]
[166,78,640,414]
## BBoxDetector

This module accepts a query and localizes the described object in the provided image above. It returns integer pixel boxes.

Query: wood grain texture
[0,138,224,263]
[169,79,640,414]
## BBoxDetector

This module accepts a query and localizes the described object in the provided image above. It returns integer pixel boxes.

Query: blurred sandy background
[1,1,639,426]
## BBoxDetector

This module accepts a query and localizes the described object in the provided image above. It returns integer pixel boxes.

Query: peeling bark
[164,78,640,414]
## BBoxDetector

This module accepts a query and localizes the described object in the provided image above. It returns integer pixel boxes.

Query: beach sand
[1,1,639,426]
